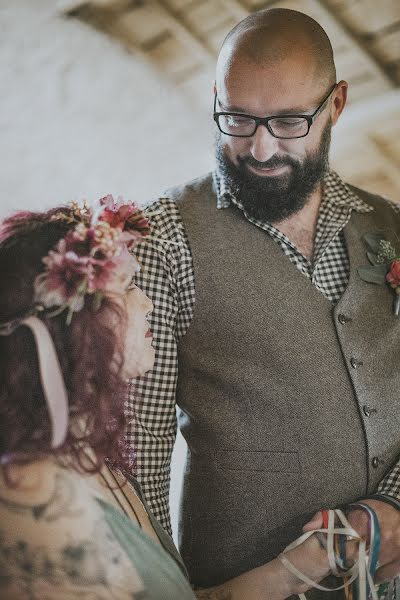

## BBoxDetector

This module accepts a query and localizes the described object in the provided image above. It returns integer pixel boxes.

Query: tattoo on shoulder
[0,519,147,599]
[0,472,82,522]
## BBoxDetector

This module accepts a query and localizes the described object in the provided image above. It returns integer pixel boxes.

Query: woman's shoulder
[0,461,147,599]
[0,460,105,539]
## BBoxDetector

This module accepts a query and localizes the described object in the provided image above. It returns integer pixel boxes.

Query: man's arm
[373,456,400,508]
[304,459,400,582]
[304,197,400,581]
[193,533,330,600]
[352,197,400,580]
[125,198,194,534]
[346,460,400,582]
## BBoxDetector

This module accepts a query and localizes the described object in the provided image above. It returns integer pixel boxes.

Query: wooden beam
[317,0,396,87]
[218,0,248,21]
[63,1,164,84]
[57,0,130,12]
[152,0,215,63]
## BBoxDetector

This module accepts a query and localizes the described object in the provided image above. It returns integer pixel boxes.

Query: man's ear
[331,80,348,126]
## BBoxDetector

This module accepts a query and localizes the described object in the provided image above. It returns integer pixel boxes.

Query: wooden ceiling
[60,0,400,199]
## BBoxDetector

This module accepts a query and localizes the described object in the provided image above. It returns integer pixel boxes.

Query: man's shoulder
[163,171,215,204]
[349,183,400,215]
[142,172,215,236]
[136,174,213,255]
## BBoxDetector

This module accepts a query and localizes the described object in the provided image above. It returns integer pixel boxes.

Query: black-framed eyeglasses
[213,84,337,139]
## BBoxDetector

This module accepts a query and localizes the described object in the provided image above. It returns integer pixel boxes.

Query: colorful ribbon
[279,507,380,600]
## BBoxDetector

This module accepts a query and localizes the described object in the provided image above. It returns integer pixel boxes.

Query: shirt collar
[213,168,374,216]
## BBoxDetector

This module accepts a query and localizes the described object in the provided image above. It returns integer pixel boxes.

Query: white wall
[170,421,187,543]
[2,0,206,539]
[0,1,214,218]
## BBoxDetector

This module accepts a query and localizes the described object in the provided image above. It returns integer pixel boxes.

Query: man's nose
[249,124,280,163]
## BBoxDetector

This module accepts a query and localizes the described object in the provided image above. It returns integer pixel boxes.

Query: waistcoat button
[338,314,352,324]
[350,357,363,369]
[371,457,380,468]
[363,405,377,417]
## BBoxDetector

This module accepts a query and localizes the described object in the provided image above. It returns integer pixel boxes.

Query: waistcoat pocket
[215,449,300,473]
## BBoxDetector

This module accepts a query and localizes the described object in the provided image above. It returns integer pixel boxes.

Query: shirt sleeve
[125,199,195,534]
[367,197,400,505]
[373,462,400,506]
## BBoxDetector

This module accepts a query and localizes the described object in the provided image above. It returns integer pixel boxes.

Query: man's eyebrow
[217,100,248,113]
[217,99,312,115]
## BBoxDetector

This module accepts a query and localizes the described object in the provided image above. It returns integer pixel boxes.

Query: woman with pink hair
[0,198,332,599]
[0,198,196,599]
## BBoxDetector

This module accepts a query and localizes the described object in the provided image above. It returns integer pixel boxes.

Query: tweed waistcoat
[170,174,400,591]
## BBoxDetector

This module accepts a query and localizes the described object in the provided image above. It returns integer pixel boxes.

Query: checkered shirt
[126,169,400,534]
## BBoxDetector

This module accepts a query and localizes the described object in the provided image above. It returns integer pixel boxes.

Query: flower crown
[34,195,150,324]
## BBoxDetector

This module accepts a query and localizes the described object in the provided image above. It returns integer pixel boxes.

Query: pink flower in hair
[90,222,125,258]
[33,196,149,323]
[98,195,136,229]
[98,195,150,237]
[35,241,91,312]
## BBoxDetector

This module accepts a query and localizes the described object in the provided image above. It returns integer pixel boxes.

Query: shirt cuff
[361,494,400,511]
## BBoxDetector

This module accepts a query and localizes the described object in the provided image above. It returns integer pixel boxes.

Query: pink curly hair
[0,207,136,475]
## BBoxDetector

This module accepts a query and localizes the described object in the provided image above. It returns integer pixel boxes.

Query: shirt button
[371,457,380,468]
[350,357,363,369]
[338,314,352,324]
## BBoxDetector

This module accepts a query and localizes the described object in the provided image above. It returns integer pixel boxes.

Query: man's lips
[246,163,290,176]
[145,328,153,338]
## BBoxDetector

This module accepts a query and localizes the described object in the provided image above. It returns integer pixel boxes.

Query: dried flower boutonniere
[358,232,400,316]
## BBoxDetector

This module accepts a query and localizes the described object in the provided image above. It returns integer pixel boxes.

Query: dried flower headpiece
[34,195,150,324]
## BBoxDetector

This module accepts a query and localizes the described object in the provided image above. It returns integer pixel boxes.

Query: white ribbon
[21,316,69,448]
[279,509,379,600]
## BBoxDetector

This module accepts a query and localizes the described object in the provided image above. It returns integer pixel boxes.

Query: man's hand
[303,499,400,582]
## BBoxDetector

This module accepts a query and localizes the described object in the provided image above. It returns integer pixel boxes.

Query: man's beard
[215,121,332,223]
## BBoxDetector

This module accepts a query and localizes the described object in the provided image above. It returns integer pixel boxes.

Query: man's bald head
[217,8,336,88]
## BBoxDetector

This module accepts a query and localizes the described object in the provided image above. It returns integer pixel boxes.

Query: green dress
[96,483,196,600]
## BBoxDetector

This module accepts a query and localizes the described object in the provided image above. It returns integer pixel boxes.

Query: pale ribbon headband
[0,316,69,449]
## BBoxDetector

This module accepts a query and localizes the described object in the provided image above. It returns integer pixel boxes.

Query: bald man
[130,8,400,598]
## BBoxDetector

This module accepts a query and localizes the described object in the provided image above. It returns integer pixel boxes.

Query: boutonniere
[358,232,400,316]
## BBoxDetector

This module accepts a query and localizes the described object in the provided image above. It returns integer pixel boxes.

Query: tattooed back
[0,459,148,600]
